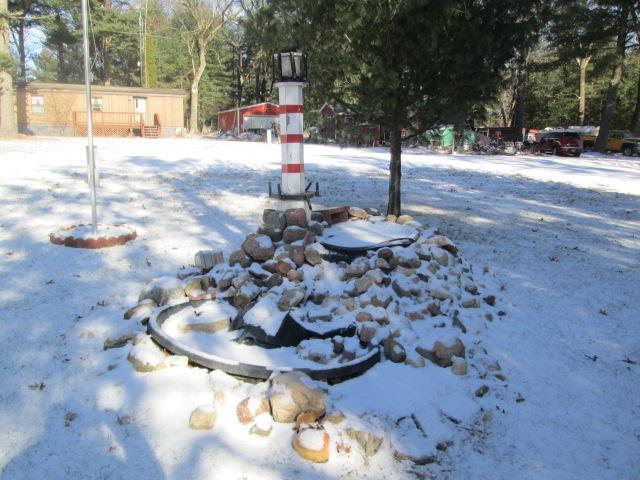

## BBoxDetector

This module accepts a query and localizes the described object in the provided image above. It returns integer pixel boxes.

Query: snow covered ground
[0,137,638,479]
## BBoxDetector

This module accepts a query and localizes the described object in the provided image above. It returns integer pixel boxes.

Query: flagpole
[81,0,98,234]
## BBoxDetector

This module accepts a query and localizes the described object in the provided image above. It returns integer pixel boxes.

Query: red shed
[217,102,279,134]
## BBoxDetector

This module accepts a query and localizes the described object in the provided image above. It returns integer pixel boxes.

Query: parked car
[580,130,640,155]
[537,131,583,157]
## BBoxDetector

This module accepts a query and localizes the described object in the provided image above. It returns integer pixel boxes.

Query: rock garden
[116,205,507,467]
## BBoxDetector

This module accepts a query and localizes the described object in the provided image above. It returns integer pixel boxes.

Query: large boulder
[283,226,307,244]
[268,372,326,423]
[263,209,287,231]
[242,234,275,262]
[284,208,307,227]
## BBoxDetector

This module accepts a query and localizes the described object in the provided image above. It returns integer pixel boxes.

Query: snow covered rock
[292,428,330,463]
[127,339,167,372]
[307,220,324,236]
[276,258,295,276]
[123,298,157,321]
[233,281,260,309]
[138,276,186,306]
[416,338,465,368]
[229,249,252,268]
[346,427,383,457]
[183,277,206,300]
[103,331,137,350]
[283,226,307,244]
[288,245,305,267]
[277,288,305,311]
[189,405,218,430]
[432,247,451,267]
[242,234,275,262]
[383,338,407,363]
[392,276,421,297]
[257,226,283,242]
[193,249,224,270]
[396,214,414,225]
[451,358,468,376]
[348,207,368,219]
[236,396,271,425]
[462,298,481,308]
[268,372,326,423]
[325,410,346,424]
[304,245,323,265]
[284,208,307,227]
[426,235,458,256]
[176,302,233,333]
[346,257,370,277]
[250,413,274,437]
[263,209,287,230]
[358,323,378,344]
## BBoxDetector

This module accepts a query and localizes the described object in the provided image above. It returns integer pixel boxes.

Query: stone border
[148,301,381,382]
[50,224,137,249]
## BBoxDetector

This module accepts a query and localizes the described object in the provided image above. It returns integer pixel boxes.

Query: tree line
[1,0,638,212]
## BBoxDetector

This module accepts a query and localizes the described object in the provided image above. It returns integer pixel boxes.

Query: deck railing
[73,111,144,137]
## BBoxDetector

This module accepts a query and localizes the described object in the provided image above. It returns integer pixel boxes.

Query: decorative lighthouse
[271,50,317,212]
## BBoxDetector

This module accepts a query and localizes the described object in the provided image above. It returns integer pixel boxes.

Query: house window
[31,95,44,114]
[91,97,103,112]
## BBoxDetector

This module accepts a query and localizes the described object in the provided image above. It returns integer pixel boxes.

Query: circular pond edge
[147,300,381,382]
[50,223,137,249]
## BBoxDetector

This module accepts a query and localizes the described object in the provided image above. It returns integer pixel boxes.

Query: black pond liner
[147,300,381,382]
[235,308,356,348]
[319,237,417,261]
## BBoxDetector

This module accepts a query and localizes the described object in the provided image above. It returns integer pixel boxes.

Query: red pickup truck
[537,131,583,157]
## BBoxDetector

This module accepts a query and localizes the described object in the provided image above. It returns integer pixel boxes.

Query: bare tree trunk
[387,122,402,216]
[16,21,26,83]
[0,0,16,135]
[512,64,526,142]
[594,7,629,152]
[577,56,590,126]
[189,37,207,134]
[630,63,640,134]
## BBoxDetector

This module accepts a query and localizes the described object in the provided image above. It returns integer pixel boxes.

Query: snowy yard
[0,137,638,479]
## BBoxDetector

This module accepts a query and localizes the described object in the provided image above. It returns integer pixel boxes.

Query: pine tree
[257,0,542,215]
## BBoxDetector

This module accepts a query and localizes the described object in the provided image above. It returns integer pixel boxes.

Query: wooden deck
[73,111,161,138]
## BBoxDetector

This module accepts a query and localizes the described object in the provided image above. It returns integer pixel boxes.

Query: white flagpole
[81,0,98,234]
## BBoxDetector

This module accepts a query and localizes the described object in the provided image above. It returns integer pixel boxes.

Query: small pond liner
[147,300,381,382]
[319,219,419,257]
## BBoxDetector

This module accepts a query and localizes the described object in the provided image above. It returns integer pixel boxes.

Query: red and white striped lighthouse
[278,84,306,195]
[273,50,308,197]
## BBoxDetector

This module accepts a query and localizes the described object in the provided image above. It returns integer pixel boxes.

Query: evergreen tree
[255,0,542,215]
[593,1,636,151]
